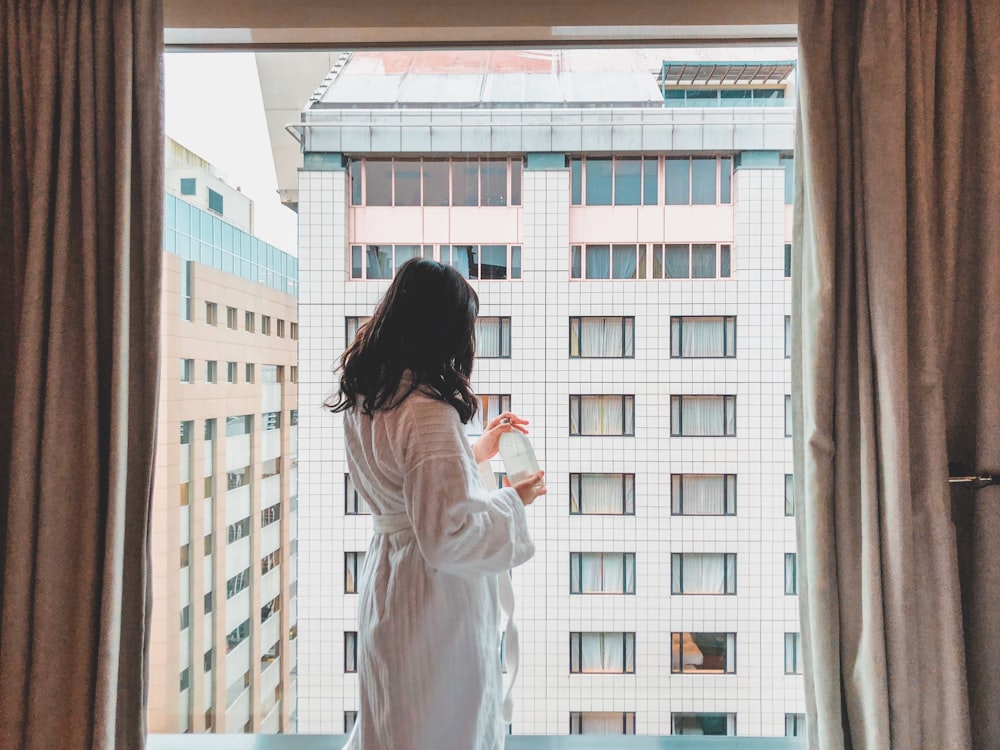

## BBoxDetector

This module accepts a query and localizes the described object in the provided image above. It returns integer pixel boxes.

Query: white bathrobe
[342,387,536,750]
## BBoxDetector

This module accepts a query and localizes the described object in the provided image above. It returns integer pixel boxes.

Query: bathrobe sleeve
[391,395,536,576]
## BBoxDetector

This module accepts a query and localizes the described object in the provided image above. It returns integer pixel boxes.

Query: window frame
[569,472,636,516]
[569,552,637,595]
[474,316,512,359]
[670,315,737,358]
[569,394,636,436]
[670,473,737,516]
[670,552,737,595]
[569,316,635,359]
[569,631,636,675]
[670,395,737,437]
[671,631,737,675]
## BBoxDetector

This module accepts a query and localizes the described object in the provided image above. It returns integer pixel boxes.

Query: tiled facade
[149,151,300,734]
[295,55,800,737]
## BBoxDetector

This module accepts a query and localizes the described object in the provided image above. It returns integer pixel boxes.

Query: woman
[327,258,546,750]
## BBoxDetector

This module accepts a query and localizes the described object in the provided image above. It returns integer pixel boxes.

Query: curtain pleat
[0,2,163,749]
[795,1,1000,748]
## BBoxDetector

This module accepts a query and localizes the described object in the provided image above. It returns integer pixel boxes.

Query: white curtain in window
[676,475,727,514]
[476,317,501,357]
[612,245,637,279]
[468,394,506,436]
[575,396,623,435]
[673,553,727,594]
[677,396,724,435]
[585,246,611,278]
[579,318,626,357]
[580,713,626,734]
[580,633,624,673]
[576,553,627,593]
[573,474,626,514]
[675,317,725,357]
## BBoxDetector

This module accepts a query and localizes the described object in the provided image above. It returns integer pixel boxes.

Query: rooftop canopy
[660,61,796,86]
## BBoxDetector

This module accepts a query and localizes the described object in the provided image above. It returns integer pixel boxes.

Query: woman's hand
[472,411,529,464]
[512,470,546,506]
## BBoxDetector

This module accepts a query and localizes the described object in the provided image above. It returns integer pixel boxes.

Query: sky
[164,52,299,253]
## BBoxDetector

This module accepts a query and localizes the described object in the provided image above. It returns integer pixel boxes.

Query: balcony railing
[149,736,807,749]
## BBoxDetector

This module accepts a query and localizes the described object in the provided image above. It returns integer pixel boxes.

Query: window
[569,395,635,436]
[785,633,803,674]
[475,317,511,358]
[570,552,636,594]
[344,712,358,734]
[204,533,213,556]
[785,315,791,358]
[569,244,644,280]
[353,158,522,207]
[262,364,280,384]
[180,358,193,383]
[670,316,736,357]
[570,473,635,515]
[227,516,250,544]
[671,632,736,674]
[671,474,737,516]
[226,568,251,599]
[179,259,193,321]
[290,322,298,340]
[569,317,634,358]
[261,550,279,576]
[207,187,224,214]
[227,361,237,384]
[493,472,508,490]
[261,315,271,335]
[468,394,511,436]
[441,244,521,280]
[290,409,298,426]
[180,177,196,195]
[786,714,807,737]
[785,394,793,437]
[665,156,732,205]
[180,604,190,630]
[205,301,218,326]
[205,360,217,384]
[290,366,298,383]
[670,395,736,436]
[345,473,369,515]
[179,667,190,692]
[785,474,795,516]
[569,712,636,735]
[225,620,251,651]
[785,553,798,595]
[662,243,733,279]
[226,466,249,493]
[262,411,281,430]
[245,363,255,383]
[569,632,635,674]
[350,244,432,280]
[345,316,371,344]
[345,552,367,594]
[226,306,237,329]
[345,631,358,673]
[245,311,255,332]
[261,503,281,527]
[261,457,281,479]
[225,414,251,437]
[784,243,792,277]
[261,595,280,623]
[671,553,737,594]
[672,714,737,736]
[570,157,658,206]
[203,649,213,673]
[276,319,285,338]
[781,155,794,205]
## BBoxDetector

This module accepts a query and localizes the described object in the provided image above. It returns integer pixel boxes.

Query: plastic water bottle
[499,429,540,485]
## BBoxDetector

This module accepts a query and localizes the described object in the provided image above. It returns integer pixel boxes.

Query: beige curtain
[794,1,1000,749]
[0,2,163,749]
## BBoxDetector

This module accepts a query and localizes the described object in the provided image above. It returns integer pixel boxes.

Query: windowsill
[149,736,807,749]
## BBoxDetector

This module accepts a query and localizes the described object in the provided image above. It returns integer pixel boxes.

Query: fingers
[512,470,546,506]
[493,411,530,434]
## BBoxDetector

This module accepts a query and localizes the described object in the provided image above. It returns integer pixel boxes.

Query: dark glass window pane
[585,245,611,279]
[643,158,658,205]
[452,162,479,206]
[570,159,582,205]
[720,157,732,203]
[665,244,690,278]
[686,89,719,106]
[692,244,717,278]
[351,246,362,279]
[614,159,642,206]
[665,159,690,205]
[511,246,521,279]
[480,160,508,206]
[366,245,393,279]
[784,243,792,277]
[510,159,522,206]
[720,245,732,278]
[691,158,717,204]
[422,161,450,206]
[480,245,508,279]
[781,156,794,205]
[612,245,638,279]
[452,245,478,279]
[349,160,362,205]
[585,159,613,205]
[755,88,785,104]
[664,89,685,106]
[393,161,421,206]
[720,90,753,106]
[365,161,392,206]
[570,246,582,279]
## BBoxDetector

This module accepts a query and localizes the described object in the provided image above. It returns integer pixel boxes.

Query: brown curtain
[794,1,1000,749]
[0,2,163,749]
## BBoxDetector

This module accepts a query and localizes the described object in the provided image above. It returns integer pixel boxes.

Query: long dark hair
[326,258,480,423]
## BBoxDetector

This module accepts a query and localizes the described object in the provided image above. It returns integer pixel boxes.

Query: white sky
[165,52,299,253]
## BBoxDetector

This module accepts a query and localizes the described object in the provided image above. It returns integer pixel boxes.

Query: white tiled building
[294,50,802,738]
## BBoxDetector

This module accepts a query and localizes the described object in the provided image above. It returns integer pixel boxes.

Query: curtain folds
[795,1,1000,748]
[0,2,163,749]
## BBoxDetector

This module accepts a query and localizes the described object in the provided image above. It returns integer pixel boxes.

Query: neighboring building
[149,138,299,734]
[293,50,800,737]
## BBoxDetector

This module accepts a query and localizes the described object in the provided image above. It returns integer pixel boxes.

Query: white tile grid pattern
[295,164,801,735]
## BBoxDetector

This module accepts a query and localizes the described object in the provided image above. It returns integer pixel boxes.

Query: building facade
[294,51,802,737]
[149,139,300,734]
